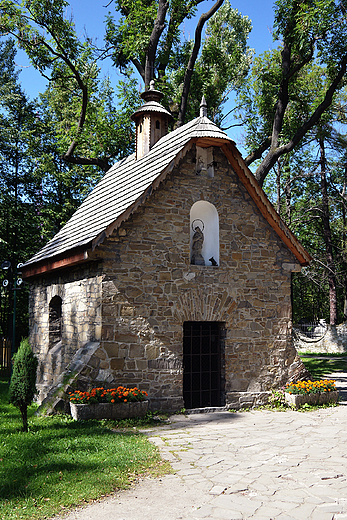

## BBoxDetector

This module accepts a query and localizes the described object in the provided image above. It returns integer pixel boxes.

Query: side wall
[28,265,103,401]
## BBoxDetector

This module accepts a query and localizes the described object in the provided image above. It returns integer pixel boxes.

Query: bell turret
[131,80,173,159]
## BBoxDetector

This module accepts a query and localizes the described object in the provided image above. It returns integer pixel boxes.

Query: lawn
[299,352,347,379]
[0,378,169,520]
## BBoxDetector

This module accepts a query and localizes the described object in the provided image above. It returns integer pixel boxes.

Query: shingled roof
[22,113,311,278]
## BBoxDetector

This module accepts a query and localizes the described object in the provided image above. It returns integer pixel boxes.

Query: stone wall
[28,265,103,402]
[29,145,302,411]
[90,145,300,410]
[293,324,347,354]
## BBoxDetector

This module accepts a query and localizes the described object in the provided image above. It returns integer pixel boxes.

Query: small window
[139,124,143,133]
[49,295,62,348]
[156,120,160,129]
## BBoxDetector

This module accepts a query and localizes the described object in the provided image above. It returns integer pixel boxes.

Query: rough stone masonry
[28,145,304,412]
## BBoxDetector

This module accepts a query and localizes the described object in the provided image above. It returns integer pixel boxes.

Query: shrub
[9,338,38,431]
[269,388,287,408]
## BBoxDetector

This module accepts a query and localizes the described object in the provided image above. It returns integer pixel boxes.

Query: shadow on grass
[300,355,347,379]
[0,418,144,501]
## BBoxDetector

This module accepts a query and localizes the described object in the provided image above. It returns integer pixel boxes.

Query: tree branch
[157,0,204,79]
[176,0,224,127]
[131,57,145,81]
[61,154,111,172]
[144,0,169,88]
[254,54,347,186]
[244,137,272,165]
[6,18,90,162]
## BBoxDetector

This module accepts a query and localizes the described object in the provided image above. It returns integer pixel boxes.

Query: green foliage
[103,0,254,124]
[238,33,347,323]
[273,0,347,74]
[0,1,139,173]
[269,388,288,409]
[106,0,159,70]
[0,378,167,520]
[0,0,81,77]
[9,338,38,432]
[167,0,253,124]
[237,52,328,155]
[0,38,45,341]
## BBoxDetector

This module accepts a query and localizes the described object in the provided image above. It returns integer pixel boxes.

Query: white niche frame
[190,201,219,266]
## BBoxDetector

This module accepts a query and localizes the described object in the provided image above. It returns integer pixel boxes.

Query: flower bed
[69,386,149,421]
[284,379,339,408]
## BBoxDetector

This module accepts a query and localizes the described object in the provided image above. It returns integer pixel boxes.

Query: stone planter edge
[70,400,149,421]
[285,390,339,408]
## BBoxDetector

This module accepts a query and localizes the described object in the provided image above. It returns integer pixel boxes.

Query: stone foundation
[226,391,271,410]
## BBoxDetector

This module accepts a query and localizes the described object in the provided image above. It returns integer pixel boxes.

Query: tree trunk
[144,0,169,89]
[276,160,281,215]
[319,138,337,325]
[176,0,224,127]
[20,404,28,432]
[342,163,347,320]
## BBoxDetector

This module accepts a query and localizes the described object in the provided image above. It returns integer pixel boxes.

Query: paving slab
[54,403,347,520]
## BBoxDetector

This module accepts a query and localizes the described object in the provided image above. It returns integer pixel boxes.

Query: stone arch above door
[174,288,236,324]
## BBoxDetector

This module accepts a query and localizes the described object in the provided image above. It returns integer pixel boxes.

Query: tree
[0,0,253,169]
[239,47,347,324]
[0,0,140,172]
[105,0,224,123]
[0,38,44,342]
[9,337,38,432]
[241,0,347,187]
[166,0,253,125]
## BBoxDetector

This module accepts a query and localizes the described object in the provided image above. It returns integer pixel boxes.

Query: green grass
[0,378,169,520]
[298,353,347,379]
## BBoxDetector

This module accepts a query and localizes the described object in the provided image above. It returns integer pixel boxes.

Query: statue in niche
[191,224,205,266]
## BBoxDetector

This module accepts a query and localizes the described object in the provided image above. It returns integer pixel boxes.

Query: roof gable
[23,115,311,276]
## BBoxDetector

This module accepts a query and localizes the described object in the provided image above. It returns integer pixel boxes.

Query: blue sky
[13,0,278,146]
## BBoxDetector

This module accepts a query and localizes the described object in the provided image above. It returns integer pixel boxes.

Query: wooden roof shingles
[22,114,311,277]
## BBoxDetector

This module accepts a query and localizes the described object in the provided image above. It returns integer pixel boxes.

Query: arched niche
[49,295,62,348]
[190,201,219,266]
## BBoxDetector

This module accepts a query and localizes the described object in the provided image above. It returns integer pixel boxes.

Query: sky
[12,0,278,146]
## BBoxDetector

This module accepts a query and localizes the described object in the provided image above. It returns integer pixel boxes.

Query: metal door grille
[183,321,222,409]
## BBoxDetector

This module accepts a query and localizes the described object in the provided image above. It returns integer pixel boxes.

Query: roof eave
[22,247,92,279]
[221,142,312,267]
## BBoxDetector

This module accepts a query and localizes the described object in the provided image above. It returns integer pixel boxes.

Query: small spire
[200,96,208,117]
[149,79,155,90]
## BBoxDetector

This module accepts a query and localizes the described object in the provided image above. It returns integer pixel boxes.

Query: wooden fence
[0,338,11,376]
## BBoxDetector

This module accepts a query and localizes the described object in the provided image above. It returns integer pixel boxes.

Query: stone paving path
[58,403,347,520]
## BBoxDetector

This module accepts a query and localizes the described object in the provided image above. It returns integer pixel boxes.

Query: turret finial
[200,95,208,117]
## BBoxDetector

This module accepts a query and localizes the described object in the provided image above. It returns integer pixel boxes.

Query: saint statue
[191,225,205,265]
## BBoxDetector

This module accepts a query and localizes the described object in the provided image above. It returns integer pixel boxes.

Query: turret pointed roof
[131,80,173,123]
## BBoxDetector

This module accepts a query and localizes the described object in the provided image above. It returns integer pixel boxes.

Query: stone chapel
[22,83,311,412]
